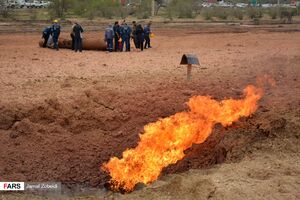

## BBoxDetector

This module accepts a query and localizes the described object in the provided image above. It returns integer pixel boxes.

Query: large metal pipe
[39,37,107,51]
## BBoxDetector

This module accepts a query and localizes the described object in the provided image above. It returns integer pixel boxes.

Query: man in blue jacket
[120,22,132,52]
[105,24,114,52]
[144,22,152,49]
[42,26,51,48]
[51,19,61,51]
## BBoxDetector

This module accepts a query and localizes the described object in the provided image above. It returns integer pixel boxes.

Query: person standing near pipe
[120,22,132,52]
[113,21,120,52]
[105,24,114,52]
[50,19,61,51]
[72,22,84,52]
[144,22,152,49]
[42,26,51,48]
[70,23,75,50]
[131,21,138,49]
[136,24,145,51]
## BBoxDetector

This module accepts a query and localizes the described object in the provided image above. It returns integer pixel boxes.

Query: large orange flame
[102,85,263,192]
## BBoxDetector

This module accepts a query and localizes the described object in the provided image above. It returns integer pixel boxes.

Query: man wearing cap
[50,19,61,51]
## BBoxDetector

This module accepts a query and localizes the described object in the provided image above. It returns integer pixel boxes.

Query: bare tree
[155,0,170,15]
[49,0,71,18]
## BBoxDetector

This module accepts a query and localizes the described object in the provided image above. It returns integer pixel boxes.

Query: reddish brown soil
[0,25,299,194]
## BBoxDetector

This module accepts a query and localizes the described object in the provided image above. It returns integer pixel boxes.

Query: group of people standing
[42,20,152,53]
[42,20,84,52]
[105,21,152,52]
[42,19,61,51]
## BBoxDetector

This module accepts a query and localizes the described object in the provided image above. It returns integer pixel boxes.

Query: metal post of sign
[187,64,192,80]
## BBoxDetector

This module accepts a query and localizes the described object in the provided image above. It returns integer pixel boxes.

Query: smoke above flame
[102,85,263,193]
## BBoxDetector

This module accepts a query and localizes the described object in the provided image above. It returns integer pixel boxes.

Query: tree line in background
[48,0,300,22]
[1,0,300,21]
[48,0,152,19]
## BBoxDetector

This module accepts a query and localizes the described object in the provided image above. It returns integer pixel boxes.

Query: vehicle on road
[7,1,22,8]
[235,3,248,8]
[20,0,51,8]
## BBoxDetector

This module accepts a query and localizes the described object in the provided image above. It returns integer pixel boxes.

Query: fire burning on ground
[102,85,263,193]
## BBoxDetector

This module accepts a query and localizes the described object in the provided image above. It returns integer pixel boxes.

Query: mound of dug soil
[3,109,300,200]
[0,80,298,192]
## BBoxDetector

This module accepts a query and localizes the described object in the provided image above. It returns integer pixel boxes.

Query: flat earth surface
[0,23,299,199]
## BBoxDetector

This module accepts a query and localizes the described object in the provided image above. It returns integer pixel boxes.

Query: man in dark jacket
[113,21,120,52]
[50,20,61,51]
[42,26,51,48]
[136,24,144,51]
[131,21,138,48]
[105,24,114,52]
[70,23,75,50]
[72,22,84,52]
[144,22,152,49]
